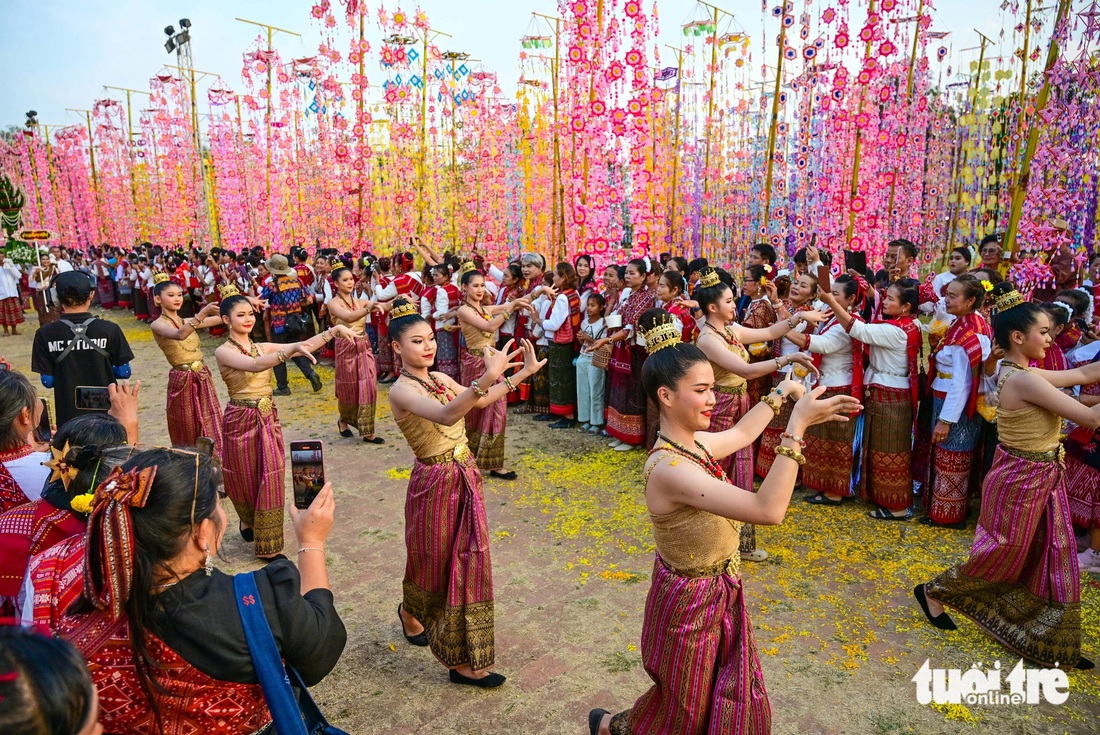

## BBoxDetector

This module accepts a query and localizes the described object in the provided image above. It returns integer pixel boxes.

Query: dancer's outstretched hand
[797,309,829,325]
[790,385,862,428]
[518,338,547,379]
[786,352,820,378]
[480,339,522,383]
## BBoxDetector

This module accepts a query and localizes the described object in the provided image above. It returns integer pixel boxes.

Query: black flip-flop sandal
[239,521,254,543]
[804,493,843,506]
[588,709,609,735]
[363,436,385,444]
[868,507,910,521]
[338,422,354,438]
[489,470,517,480]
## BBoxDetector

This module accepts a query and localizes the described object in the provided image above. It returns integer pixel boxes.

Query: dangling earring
[204,543,214,576]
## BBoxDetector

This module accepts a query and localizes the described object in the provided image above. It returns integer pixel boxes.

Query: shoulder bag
[234,572,349,735]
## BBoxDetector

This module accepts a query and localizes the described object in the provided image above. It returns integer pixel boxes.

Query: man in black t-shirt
[31,271,134,425]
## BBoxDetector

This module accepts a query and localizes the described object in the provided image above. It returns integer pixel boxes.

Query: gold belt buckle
[257,396,273,415]
[453,444,471,463]
[189,360,204,373]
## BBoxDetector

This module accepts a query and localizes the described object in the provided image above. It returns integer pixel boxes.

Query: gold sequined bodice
[154,318,204,366]
[460,313,494,351]
[996,367,1061,453]
[394,407,467,460]
[707,327,749,389]
[650,505,742,577]
[218,363,273,400]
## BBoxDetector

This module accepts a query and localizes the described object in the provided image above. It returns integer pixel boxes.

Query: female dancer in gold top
[455,269,532,479]
[326,265,384,443]
[214,292,354,558]
[150,275,227,455]
[388,297,544,688]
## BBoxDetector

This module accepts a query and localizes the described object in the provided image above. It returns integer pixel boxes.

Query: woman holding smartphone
[214,291,354,559]
[388,298,544,688]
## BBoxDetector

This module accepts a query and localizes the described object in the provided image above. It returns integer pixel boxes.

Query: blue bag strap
[233,572,308,735]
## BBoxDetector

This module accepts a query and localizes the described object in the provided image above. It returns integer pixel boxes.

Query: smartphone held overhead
[290,441,326,510]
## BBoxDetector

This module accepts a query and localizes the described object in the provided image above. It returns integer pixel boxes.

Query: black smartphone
[290,440,325,510]
[75,386,111,411]
[846,251,867,275]
[1075,318,1090,332]
[34,398,51,443]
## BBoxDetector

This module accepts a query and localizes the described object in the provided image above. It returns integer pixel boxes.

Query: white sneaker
[1078,548,1100,574]
[614,442,637,451]
[608,439,623,448]
[741,549,769,562]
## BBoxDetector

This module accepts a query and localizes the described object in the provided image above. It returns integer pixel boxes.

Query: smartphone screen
[75,386,111,411]
[34,398,52,443]
[846,251,867,275]
[290,441,325,510]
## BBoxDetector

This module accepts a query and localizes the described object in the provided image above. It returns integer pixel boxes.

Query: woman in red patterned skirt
[587,310,859,735]
[150,276,226,456]
[30,447,347,733]
[821,278,923,521]
[215,295,354,558]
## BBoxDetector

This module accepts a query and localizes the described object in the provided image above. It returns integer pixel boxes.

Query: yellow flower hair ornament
[981,279,993,293]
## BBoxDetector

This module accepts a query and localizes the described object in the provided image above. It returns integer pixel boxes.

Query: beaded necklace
[653,431,727,480]
[400,369,454,402]
[705,321,740,347]
[337,293,357,312]
[226,336,259,358]
[160,313,182,329]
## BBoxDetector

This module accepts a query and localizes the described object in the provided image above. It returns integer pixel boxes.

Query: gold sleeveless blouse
[218,360,273,401]
[460,310,495,352]
[646,448,742,578]
[996,367,1061,454]
[394,378,468,460]
[650,505,742,578]
[154,317,204,367]
[705,326,749,390]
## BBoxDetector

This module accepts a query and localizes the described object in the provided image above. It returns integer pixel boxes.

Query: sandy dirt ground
[5,307,1098,735]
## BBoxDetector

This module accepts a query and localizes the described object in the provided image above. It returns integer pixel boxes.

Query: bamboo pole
[577,0,606,252]
[761,14,790,237]
[67,109,101,242]
[666,45,686,249]
[843,0,877,244]
[944,32,991,259]
[1003,0,1072,255]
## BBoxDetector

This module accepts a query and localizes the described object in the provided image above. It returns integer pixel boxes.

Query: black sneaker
[273,387,291,397]
[549,418,577,429]
[309,373,323,392]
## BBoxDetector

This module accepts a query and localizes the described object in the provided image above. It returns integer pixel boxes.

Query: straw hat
[265,254,293,275]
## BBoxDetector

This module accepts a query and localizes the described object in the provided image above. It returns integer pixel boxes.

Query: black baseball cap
[53,271,95,299]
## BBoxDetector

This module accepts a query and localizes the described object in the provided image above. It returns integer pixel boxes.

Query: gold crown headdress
[645,318,682,355]
[697,268,722,289]
[219,283,240,299]
[390,299,419,320]
[993,287,1026,313]
[459,261,477,274]
[152,273,172,285]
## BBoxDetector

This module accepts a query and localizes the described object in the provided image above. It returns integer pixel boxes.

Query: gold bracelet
[276,349,288,363]
[761,394,782,416]
[503,376,515,391]
[470,379,489,397]
[774,445,806,465]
